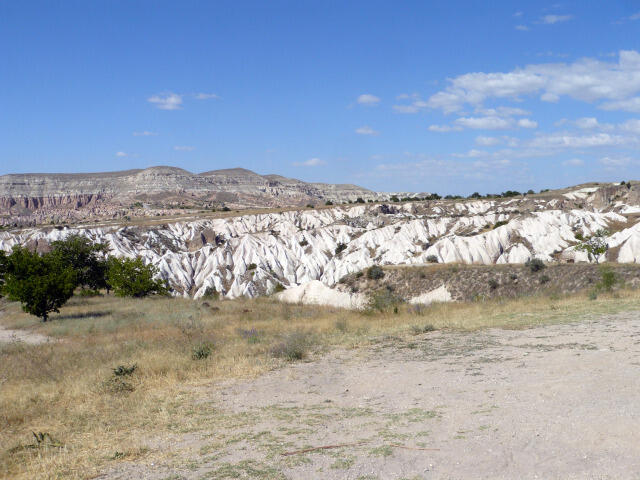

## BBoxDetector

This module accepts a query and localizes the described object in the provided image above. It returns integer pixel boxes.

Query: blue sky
[2,1,640,194]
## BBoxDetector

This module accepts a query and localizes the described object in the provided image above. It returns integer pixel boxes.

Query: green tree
[106,257,168,297]
[50,234,109,291]
[575,229,609,264]
[0,250,8,292]
[2,247,76,321]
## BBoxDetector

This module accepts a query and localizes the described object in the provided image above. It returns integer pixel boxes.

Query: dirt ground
[99,311,640,480]
[0,324,50,345]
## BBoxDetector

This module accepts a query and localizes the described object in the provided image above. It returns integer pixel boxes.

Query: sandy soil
[0,324,50,345]
[103,311,640,480]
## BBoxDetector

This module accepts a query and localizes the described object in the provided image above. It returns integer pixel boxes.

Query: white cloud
[174,145,195,151]
[514,11,523,17]
[541,14,573,24]
[133,131,158,136]
[517,118,538,128]
[529,133,626,148]
[452,149,488,158]
[515,25,530,31]
[148,93,183,110]
[425,51,640,113]
[356,94,380,106]
[475,136,520,146]
[631,12,640,20]
[599,156,633,167]
[194,93,220,100]
[619,118,640,133]
[293,157,326,167]
[428,124,462,132]
[601,97,640,112]
[116,151,128,157]
[574,117,599,129]
[455,116,512,130]
[475,106,529,117]
[355,126,380,136]
[562,158,584,166]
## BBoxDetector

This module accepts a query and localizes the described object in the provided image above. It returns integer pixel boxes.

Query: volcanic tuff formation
[0,166,416,225]
[1,181,639,300]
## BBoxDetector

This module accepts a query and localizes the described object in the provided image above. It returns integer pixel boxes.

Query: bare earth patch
[98,311,640,479]
[0,324,51,345]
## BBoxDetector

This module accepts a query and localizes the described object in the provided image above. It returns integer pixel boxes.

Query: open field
[2,288,640,479]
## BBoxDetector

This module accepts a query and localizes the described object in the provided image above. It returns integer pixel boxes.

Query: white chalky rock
[409,285,452,305]
[1,195,639,299]
[276,280,367,309]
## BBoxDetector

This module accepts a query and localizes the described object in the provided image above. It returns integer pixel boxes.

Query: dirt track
[104,311,640,480]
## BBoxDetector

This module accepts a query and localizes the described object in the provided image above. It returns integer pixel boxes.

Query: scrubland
[2,283,640,479]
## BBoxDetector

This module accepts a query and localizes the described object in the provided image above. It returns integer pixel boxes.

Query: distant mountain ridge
[0,166,423,225]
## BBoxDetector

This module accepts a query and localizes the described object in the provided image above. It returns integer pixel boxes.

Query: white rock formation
[276,280,367,309]
[1,182,639,300]
[409,285,453,305]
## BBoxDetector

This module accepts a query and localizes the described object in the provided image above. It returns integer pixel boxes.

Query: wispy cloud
[174,145,195,151]
[428,124,463,132]
[194,93,220,100]
[355,126,379,136]
[562,158,584,166]
[515,25,530,31]
[293,157,326,167]
[148,93,183,110]
[356,94,380,106]
[133,131,158,136]
[455,116,513,130]
[541,14,573,24]
[115,151,128,157]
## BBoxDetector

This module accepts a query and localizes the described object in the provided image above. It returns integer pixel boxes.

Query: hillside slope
[1,181,639,299]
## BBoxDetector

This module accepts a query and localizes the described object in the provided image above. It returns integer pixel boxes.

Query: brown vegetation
[2,285,640,478]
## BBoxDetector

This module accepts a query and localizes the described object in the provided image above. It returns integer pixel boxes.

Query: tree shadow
[53,310,113,320]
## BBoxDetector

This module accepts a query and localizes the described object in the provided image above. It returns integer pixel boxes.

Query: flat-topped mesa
[0,166,393,224]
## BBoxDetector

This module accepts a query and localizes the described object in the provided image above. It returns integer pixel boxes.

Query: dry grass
[2,288,640,479]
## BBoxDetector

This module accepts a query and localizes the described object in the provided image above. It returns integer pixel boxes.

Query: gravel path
[104,311,640,480]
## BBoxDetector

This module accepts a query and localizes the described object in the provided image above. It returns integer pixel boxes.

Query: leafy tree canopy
[2,246,76,321]
[106,257,168,297]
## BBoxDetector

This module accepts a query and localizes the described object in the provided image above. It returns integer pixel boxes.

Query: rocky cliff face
[1,182,639,300]
[0,166,403,225]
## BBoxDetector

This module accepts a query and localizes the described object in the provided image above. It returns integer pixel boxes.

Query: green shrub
[367,265,385,280]
[539,274,550,284]
[334,319,348,332]
[106,257,168,298]
[270,331,311,361]
[493,220,509,229]
[299,239,309,247]
[488,279,499,290]
[202,286,219,300]
[247,263,257,271]
[367,289,402,313]
[335,243,347,255]
[597,266,617,292]
[192,343,213,360]
[426,255,438,263]
[325,200,334,206]
[273,282,286,293]
[112,364,137,377]
[411,324,435,335]
[525,258,546,273]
